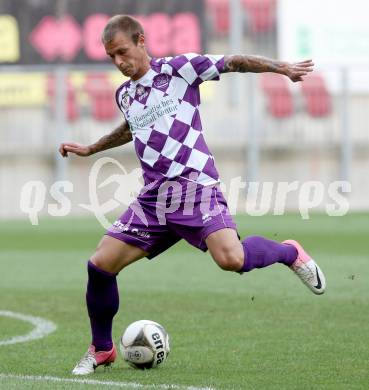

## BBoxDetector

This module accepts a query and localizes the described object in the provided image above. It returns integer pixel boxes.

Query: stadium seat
[242,0,276,33]
[260,73,293,118]
[47,75,79,122]
[300,73,331,117]
[205,0,230,35]
[206,0,276,35]
[85,73,118,121]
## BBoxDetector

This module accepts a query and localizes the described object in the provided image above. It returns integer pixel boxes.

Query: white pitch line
[0,310,57,346]
[0,373,216,390]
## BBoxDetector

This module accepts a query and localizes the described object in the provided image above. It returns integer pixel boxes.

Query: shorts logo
[202,213,212,224]
[112,220,151,238]
[153,74,170,90]
[121,92,130,111]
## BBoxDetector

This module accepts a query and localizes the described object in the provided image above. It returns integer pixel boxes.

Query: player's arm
[59,120,132,158]
[222,55,314,82]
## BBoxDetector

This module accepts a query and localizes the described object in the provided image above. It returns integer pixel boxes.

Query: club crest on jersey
[121,92,130,111]
[153,74,170,90]
[136,85,145,96]
[136,85,149,102]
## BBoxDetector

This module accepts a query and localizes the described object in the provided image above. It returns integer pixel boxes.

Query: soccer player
[59,15,326,375]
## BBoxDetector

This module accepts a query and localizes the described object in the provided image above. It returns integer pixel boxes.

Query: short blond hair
[102,15,144,45]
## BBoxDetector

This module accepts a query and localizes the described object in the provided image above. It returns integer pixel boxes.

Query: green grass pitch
[0,213,368,389]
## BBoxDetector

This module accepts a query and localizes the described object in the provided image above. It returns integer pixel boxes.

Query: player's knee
[213,249,243,272]
[90,252,111,272]
[90,245,119,273]
[90,244,134,274]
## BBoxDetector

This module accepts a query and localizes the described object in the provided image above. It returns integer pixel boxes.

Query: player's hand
[284,59,314,82]
[59,142,92,158]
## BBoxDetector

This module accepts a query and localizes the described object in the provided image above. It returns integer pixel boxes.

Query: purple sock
[241,236,297,273]
[86,260,119,352]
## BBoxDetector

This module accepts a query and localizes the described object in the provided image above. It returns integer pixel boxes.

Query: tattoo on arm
[89,121,132,155]
[223,55,287,74]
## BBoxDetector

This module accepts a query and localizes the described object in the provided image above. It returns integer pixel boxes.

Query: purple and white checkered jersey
[116,53,225,186]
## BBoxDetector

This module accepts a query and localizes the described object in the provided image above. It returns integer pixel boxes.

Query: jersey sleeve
[168,53,225,87]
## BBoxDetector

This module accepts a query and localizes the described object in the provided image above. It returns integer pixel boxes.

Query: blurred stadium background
[1,0,368,219]
[1,2,369,389]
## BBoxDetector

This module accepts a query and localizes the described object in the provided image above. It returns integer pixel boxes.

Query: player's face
[105,31,148,80]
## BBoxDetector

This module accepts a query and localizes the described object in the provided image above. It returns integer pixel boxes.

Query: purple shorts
[106,180,237,259]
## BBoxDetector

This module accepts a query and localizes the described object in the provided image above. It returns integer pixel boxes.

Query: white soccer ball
[120,320,170,369]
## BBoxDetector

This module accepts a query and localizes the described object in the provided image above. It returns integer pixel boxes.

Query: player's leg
[73,236,148,375]
[90,234,148,274]
[168,184,299,273]
[175,184,326,294]
[205,228,298,272]
[205,228,326,294]
[204,228,244,271]
[73,193,182,375]
[88,236,148,352]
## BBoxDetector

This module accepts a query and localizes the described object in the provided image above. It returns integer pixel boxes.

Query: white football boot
[283,239,326,295]
[72,344,117,375]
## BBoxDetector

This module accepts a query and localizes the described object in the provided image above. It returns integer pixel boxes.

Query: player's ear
[137,33,145,48]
